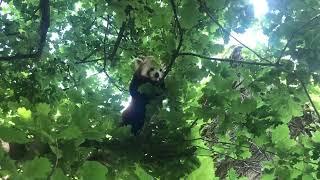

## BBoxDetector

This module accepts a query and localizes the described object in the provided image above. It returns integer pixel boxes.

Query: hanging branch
[162,0,184,79]
[275,14,320,64]
[99,16,127,92]
[198,0,273,64]
[104,21,127,69]
[103,15,111,70]
[0,0,50,61]
[179,52,279,67]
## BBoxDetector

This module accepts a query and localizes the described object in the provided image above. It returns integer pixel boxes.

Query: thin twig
[82,49,98,62]
[75,58,103,64]
[189,118,200,129]
[179,52,279,67]
[233,79,244,89]
[0,53,40,61]
[102,70,128,92]
[47,139,59,180]
[162,0,184,79]
[198,1,273,64]
[96,20,128,92]
[61,70,109,91]
[3,32,20,36]
[276,14,320,64]
[66,64,78,87]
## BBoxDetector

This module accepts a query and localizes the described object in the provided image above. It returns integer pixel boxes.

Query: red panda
[122,56,165,135]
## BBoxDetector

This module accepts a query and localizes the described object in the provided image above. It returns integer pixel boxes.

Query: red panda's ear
[134,57,144,69]
[135,58,143,64]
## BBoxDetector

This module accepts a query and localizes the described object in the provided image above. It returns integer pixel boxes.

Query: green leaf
[78,161,108,180]
[206,0,226,10]
[271,124,296,151]
[51,168,68,180]
[17,107,32,120]
[231,98,257,114]
[0,148,17,176]
[188,156,216,180]
[239,147,252,159]
[261,174,275,180]
[280,97,303,123]
[269,91,303,123]
[2,0,320,178]
[60,126,82,140]
[291,162,304,179]
[0,127,29,143]
[312,131,320,143]
[36,103,51,116]
[227,168,238,180]
[180,0,200,29]
[134,165,153,180]
[302,174,314,180]
[22,157,52,179]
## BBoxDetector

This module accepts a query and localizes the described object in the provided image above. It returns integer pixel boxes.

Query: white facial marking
[135,56,164,81]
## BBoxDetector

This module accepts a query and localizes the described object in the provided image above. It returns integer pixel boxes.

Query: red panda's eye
[150,68,154,71]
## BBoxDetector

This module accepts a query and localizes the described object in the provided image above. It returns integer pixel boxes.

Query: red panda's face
[135,56,164,81]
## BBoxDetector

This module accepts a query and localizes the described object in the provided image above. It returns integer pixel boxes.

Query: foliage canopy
[0,0,320,179]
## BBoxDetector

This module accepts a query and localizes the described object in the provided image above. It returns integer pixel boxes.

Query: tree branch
[179,52,279,67]
[38,0,50,53]
[189,118,200,129]
[47,139,59,180]
[276,14,320,64]
[198,0,272,64]
[0,53,40,61]
[75,58,103,64]
[104,21,126,69]
[103,15,111,70]
[0,0,50,61]
[162,0,184,79]
[101,69,128,92]
[83,49,98,61]
[298,78,320,121]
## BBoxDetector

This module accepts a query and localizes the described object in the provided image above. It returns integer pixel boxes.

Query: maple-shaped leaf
[78,161,108,180]
[22,157,52,179]
[17,107,32,120]
[271,124,296,151]
[36,103,51,116]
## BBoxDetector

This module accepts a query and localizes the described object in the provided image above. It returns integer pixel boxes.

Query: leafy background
[0,0,320,179]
